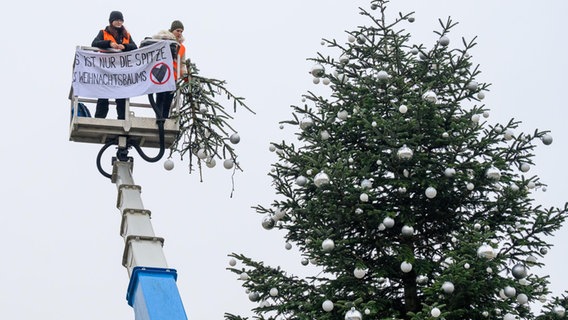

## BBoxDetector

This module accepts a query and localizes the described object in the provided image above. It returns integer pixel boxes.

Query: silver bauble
[553,305,566,317]
[400,261,413,273]
[248,292,260,302]
[486,166,501,180]
[397,145,413,160]
[431,307,441,318]
[477,244,496,260]
[205,158,216,168]
[223,159,234,169]
[383,216,395,228]
[517,293,528,304]
[301,258,309,266]
[229,133,241,144]
[337,110,349,120]
[423,90,438,103]
[320,130,330,140]
[401,225,414,237]
[467,81,478,91]
[322,300,334,312]
[361,179,373,189]
[300,117,313,130]
[353,267,367,279]
[269,288,278,297]
[503,286,516,298]
[542,134,553,145]
[520,163,530,173]
[345,307,362,320]
[261,215,275,230]
[311,64,325,78]
[511,264,527,279]
[322,238,335,252]
[442,281,455,293]
[439,36,450,46]
[425,187,437,199]
[163,159,174,171]
[444,167,456,177]
[314,171,330,187]
[540,247,548,255]
[377,70,389,80]
[296,176,308,186]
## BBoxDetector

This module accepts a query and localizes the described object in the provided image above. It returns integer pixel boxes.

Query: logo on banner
[150,63,172,84]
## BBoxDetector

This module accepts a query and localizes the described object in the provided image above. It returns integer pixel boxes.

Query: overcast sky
[1,1,567,319]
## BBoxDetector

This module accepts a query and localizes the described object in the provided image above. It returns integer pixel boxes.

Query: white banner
[72,41,176,99]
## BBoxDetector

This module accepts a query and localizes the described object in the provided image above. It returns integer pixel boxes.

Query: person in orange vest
[91,11,138,120]
[146,20,187,119]
[168,20,188,81]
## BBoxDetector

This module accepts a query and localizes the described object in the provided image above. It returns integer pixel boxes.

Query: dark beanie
[109,11,124,23]
[170,20,184,31]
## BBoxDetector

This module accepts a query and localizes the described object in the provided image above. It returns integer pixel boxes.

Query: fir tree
[226,1,568,319]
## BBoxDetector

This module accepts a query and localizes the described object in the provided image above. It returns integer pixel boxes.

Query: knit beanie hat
[109,11,124,23]
[170,20,184,32]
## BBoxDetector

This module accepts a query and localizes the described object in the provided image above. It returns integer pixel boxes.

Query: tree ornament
[296,176,308,186]
[354,267,367,279]
[511,264,527,279]
[397,145,413,160]
[400,261,413,273]
[314,171,330,187]
[347,35,356,43]
[339,54,349,64]
[504,130,514,141]
[223,159,234,169]
[431,307,441,318]
[442,281,454,294]
[444,168,456,177]
[399,105,408,114]
[359,193,369,202]
[503,286,516,298]
[361,179,373,189]
[486,167,501,180]
[197,149,208,159]
[337,110,349,120]
[477,244,496,260]
[483,111,490,118]
[301,258,309,266]
[541,134,553,145]
[516,293,528,304]
[478,92,486,100]
[322,300,334,312]
[205,158,216,168]
[464,263,470,269]
[199,105,208,113]
[439,35,450,46]
[377,70,389,80]
[248,292,260,302]
[554,306,566,317]
[300,117,313,129]
[519,163,530,172]
[274,210,285,220]
[269,145,276,152]
[229,258,237,266]
[503,313,515,320]
[311,64,325,78]
[229,133,240,144]
[383,217,395,228]
[239,272,249,280]
[467,81,478,91]
[425,187,437,199]
[285,242,292,250]
[471,114,480,123]
[262,215,276,230]
[540,247,548,255]
[466,182,475,190]
[320,130,330,140]
[163,159,174,171]
[269,288,278,297]
[345,307,363,320]
[401,225,414,237]
[322,78,331,85]
[422,90,438,103]
[408,16,415,23]
[313,77,320,84]
[322,238,335,252]
[357,35,365,44]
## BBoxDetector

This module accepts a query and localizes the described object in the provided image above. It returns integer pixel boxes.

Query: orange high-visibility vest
[102,30,131,44]
[173,43,186,80]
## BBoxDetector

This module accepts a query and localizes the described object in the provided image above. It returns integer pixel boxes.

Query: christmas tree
[226,1,568,319]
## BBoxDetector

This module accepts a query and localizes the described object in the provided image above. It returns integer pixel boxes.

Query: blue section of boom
[127,267,188,320]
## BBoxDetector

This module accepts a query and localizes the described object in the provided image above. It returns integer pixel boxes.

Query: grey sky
[1,1,567,319]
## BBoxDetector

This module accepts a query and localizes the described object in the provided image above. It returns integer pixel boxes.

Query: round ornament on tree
[322,238,335,252]
[229,133,240,144]
[261,216,275,230]
[322,300,334,312]
[345,307,362,320]
[163,159,174,171]
[314,171,330,187]
[397,145,413,160]
[511,264,527,279]
[477,244,496,260]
